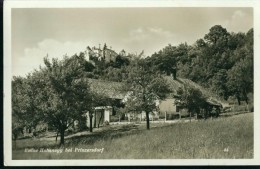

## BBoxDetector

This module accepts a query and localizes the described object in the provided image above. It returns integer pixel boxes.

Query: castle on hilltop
[85,43,122,63]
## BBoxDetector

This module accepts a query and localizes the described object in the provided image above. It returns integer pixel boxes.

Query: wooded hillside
[84,25,253,105]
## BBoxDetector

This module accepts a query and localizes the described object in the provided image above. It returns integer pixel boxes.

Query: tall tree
[226,29,253,105]
[12,76,27,141]
[124,59,171,129]
[204,25,229,45]
[210,69,229,100]
[227,58,253,105]
[12,74,44,140]
[175,86,207,120]
[34,54,92,145]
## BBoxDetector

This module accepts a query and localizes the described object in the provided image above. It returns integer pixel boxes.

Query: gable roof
[163,76,225,106]
[87,76,225,106]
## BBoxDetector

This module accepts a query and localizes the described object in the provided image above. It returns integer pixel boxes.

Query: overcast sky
[12,7,253,77]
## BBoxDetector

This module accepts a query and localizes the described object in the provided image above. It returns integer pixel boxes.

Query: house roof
[163,76,225,106]
[87,76,225,106]
[88,78,126,99]
[206,98,223,107]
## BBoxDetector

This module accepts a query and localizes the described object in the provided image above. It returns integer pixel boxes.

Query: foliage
[12,75,43,139]
[145,25,253,105]
[227,57,253,104]
[204,25,229,45]
[75,25,253,106]
[175,86,207,114]
[123,59,171,129]
[12,54,94,145]
[12,76,27,140]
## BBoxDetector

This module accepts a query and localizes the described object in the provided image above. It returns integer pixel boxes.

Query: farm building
[85,78,126,127]
[86,76,223,126]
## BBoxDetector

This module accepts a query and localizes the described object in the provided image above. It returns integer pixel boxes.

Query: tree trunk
[243,89,249,105]
[189,112,191,122]
[89,112,93,132]
[55,131,59,142]
[94,110,97,128]
[245,97,248,105]
[204,109,208,120]
[60,127,65,146]
[146,111,150,130]
[236,95,241,105]
[172,69,177,80]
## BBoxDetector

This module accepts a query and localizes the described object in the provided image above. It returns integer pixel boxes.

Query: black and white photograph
[3,0,260,166]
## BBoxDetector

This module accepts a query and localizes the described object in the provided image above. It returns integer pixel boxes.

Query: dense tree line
[145,25,253,105]
[85,25,253,105]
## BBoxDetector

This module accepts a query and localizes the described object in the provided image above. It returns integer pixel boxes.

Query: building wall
[158,98,178,114]
[85,112,92,128]
[104,108,112,122]
[86,107,112,128]
[95,109,104,126]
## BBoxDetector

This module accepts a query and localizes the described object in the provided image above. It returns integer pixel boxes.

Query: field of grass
[12,113,253,159]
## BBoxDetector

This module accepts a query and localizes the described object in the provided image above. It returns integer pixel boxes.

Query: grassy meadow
[12,113,253,159]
